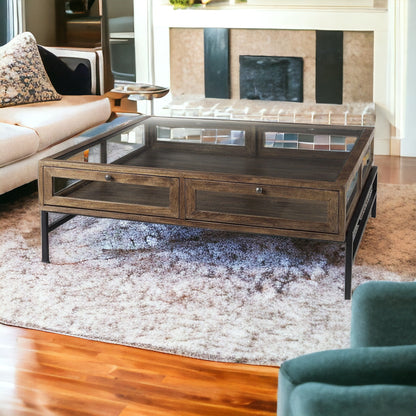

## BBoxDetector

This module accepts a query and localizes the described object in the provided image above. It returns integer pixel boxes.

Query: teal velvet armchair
[277,281,416,416]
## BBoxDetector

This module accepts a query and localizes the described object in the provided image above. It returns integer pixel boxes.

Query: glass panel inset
[157,126,245,146]
[346,170,359,212]
[196,191,328,224]
[53,177,170,207]
[264,131,357,152]
[298,134,315,150]
[53,177,79,196]
[362,146,373,178]
[63,125,145,164]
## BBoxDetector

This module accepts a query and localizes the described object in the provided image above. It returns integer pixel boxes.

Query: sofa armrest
[351,281,416,348]
[290,383,416,416]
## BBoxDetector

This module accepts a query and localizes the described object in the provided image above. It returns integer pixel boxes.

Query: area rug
[0,183,414,366]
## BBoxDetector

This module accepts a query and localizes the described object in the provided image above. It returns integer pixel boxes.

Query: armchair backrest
[351,281,416,348]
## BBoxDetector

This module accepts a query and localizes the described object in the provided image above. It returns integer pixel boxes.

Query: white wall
[133,0,154,113]
[402,0,416,156]
[25,0,56,45]
[107,0,133,18]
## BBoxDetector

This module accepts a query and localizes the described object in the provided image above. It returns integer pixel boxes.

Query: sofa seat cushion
[0,122,40,167]
[0,95,111,151]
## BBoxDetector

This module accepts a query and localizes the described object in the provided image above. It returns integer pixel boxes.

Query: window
[0,1,7,45]
[107,0,136,82]
[1,0,25,45]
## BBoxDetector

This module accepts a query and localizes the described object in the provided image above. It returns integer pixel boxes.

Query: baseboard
[390,138,402,156]
[374,137,391,156]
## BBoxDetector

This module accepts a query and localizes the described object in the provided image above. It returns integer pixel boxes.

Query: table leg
[343,166,378,300]
[345,232,353,300]
[371,175,377,218]
[41,211,50,263]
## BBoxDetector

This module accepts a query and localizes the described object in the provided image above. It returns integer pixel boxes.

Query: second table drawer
[185,179,339,234]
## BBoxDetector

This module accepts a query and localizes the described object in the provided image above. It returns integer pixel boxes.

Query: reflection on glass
[346,170,359,212]
[53,176,170,206]
[362,146,372,178]
[264,132,357,151]
[157,126,245,146]
[53,177,79,195]
[107,0,136,82]
[65,125,145,164]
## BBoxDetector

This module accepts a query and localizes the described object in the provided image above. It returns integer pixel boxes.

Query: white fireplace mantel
[134,0,406,155]
[154,2,388,31]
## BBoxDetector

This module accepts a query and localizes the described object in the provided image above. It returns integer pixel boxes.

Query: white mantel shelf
[155,2,388,31]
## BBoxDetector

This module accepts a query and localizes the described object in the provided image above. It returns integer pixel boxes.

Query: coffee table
[38,115,377,299]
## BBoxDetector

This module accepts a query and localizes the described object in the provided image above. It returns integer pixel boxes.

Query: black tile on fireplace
[240,55,303,102]
[204,28,230,99]
[316,30,343,105]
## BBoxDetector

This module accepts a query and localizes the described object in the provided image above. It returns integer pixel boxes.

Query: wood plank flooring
[0,155,415,415]
[374,155,416,185]
[0,325,278,416]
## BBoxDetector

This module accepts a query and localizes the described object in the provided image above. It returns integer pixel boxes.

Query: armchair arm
[351,281,416,348]
[277,345,416,416]
[290,383,416,416]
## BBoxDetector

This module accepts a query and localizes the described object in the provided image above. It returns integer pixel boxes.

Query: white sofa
[0,95,112,195]
[0,32,119,197]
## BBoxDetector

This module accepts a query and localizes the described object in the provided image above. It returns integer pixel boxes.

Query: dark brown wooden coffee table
[39,115,377,299]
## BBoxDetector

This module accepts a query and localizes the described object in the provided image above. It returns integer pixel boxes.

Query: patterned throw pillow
[0,32,61,108]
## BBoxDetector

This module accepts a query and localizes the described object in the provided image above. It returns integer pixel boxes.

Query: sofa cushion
[0,95,112,151]
[0,123,40,167]
[0,32,61,108]
[38,45,92,95]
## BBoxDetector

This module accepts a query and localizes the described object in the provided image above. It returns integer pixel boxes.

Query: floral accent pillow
[0,32,61,108]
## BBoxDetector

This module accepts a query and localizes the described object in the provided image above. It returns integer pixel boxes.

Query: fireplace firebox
[239,55,303,102]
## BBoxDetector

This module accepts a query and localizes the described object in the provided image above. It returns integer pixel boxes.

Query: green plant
[169,0,194,8]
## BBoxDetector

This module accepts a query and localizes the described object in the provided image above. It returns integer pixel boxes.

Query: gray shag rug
[0,183,415,365]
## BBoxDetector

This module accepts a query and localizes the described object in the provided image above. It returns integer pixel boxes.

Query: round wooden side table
[107,83,169,114]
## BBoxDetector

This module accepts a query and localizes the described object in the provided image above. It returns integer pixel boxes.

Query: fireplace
[141,1,394,155]
[167,27,375,128]
[239,55,303,102]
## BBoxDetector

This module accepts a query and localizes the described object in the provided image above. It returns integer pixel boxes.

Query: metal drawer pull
[105,174,113,182]
[256,187,263,194]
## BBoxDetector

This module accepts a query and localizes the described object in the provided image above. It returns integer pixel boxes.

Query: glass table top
[53,116,369,183]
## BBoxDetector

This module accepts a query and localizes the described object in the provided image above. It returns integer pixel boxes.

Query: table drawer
[42,166,180,218]
[185,179,339,234]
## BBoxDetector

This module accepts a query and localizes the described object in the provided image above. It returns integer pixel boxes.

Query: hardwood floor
[0,325,278,416]
[375,155,416,184]
[0,155,415,415]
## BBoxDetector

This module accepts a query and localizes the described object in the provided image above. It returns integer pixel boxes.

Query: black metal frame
[344,166,378,299]
[41,212,75,263]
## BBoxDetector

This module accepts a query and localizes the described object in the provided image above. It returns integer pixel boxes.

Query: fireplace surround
[168,27,375,127]
[141,1,392,154]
